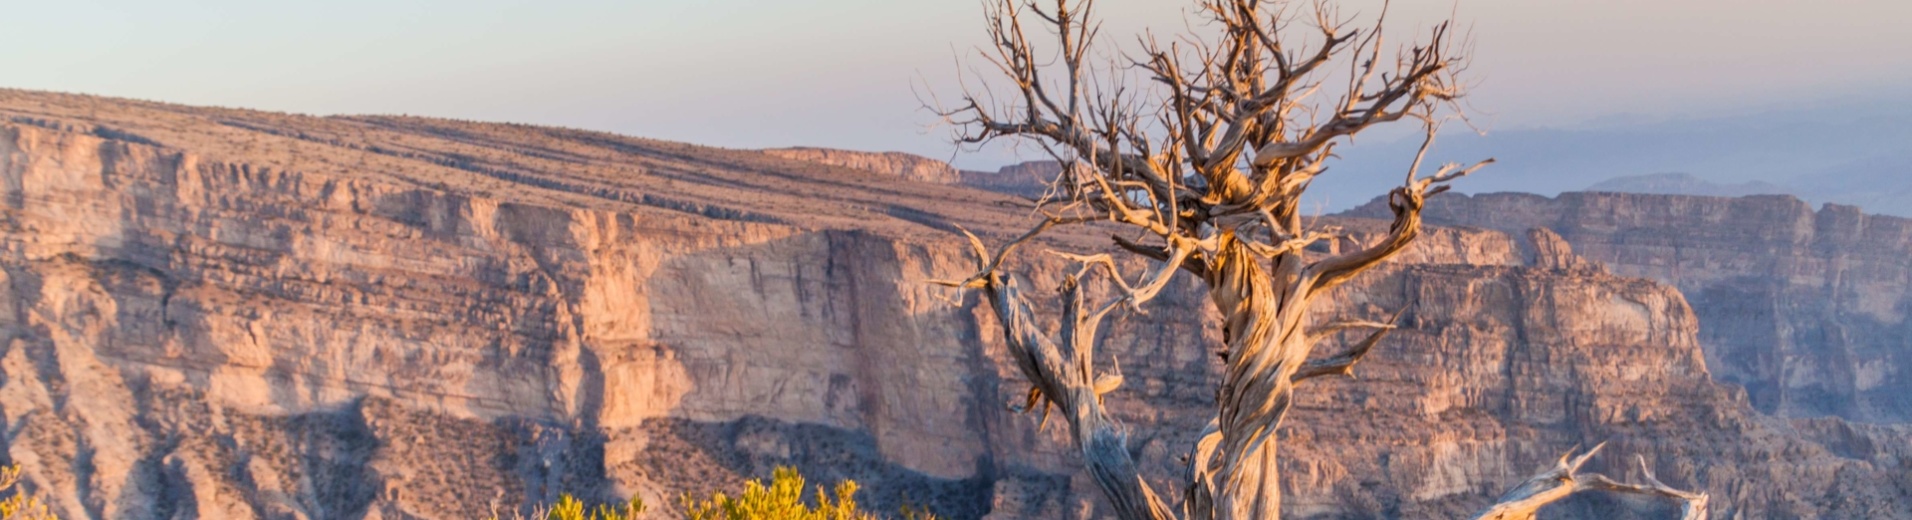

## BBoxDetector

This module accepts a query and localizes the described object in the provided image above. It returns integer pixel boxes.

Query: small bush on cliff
[541,494,647,520]
[0,465,55,520]
[682,467,934,520]
[509,467,933,520]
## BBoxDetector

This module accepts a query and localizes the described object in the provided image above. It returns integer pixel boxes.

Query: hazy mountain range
[1585,173,1790,198]
[1301,93,1912,216]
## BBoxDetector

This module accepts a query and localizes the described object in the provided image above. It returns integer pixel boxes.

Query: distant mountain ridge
[1782,150,1912,217]
[1579,165,1912,217]
[1299,94,1912,216]
[759,147,962,184]
[1586,172,1791,197]
[958,160,1058,199]
[759,147,1058,199]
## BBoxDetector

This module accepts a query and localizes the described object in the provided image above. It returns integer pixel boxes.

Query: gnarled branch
[921,2,1577,520]
[960,241,1179,520]
[1476,444,1710,520]
[1293,308,1405,383]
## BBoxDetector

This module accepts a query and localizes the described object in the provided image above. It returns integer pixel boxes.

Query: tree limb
[963,241,1178,520]
[927,2,1534,519]
[1475,444,1710,520]
[1292,308,1405,383]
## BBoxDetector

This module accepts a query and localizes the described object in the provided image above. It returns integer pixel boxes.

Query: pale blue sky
[3,0,1910,170]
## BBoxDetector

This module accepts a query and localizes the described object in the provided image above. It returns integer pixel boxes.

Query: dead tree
[1474,445,1710,520]
[929,1,1708,519]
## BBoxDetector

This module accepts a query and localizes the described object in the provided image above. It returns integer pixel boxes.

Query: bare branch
[929,2,1531,519]
[1057,243,1195,323]
[972,253,1178,520]
[1476,445,1710,520]
[1581,456,1711,520]
[1115,234,1211,279]
[1293,308,1405,383]
[929,218,1096,289]
[1303,155,1493,293]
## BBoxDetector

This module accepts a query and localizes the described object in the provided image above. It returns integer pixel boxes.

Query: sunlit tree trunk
[931,1,1707,518]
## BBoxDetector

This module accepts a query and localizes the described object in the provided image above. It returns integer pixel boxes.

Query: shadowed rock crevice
[1350,191,1912,424]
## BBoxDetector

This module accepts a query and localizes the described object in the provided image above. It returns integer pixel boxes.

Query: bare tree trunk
[931,1,1709,518]
[1204,243,1299,520]
[970,260,1179,520]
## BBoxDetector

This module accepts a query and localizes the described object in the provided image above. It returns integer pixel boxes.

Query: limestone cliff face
[958,161,1064,199]
[0,121,1008,518]
[1348,192,1912,424]
[753,149,1059,200]
[759,148,961,185]
[0,90,1907,520]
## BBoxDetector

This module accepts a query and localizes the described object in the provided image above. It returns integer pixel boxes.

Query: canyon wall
[956,161,1059,199]
[752,149,1056,201]
[0,91,1907,519]
[759,148,961,185]
[1348,192,1912,424]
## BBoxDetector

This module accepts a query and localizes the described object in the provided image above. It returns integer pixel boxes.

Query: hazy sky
[4,0,1910,170]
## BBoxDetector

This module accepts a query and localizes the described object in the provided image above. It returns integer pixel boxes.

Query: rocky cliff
[754,149,1056,201]
[956,161,1060,199]
[0,89,1906,519]
[1348,192,1912,425]
[759,148,961,185]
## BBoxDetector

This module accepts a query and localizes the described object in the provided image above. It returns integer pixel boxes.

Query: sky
[4,0,1910,176]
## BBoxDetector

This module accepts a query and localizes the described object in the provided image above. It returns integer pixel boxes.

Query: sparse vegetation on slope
[0,466,55,520]
[507,467,935,520]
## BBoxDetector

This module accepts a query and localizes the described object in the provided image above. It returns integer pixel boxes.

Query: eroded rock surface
[956,161,1061,199]
[0,90,1906,519]
[1349,192,1912,424]
[760,148,961,185]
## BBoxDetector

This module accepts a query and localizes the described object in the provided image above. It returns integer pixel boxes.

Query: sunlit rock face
[1349,192,1912,424]
[760,147,962,185]
[0,90,1907,520]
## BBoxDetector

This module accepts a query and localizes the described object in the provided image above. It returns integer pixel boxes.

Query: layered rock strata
[1349,192,1912,424]
[0,90,1905,519]
[758,148,962,185]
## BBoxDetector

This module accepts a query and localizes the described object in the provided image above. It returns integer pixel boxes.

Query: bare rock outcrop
[1349,192,1912,424]
[1523,227,1602,272]
[958,161,1066,199]
[0,90,1906,519]
[760,147,961,184]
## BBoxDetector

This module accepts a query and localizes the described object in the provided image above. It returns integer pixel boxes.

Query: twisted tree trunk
[933,1,1709,518]
[1201,240,1301,520]
[973,266,1177,520]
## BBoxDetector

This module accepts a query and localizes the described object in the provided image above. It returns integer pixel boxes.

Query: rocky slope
[957,161,1060,199]
[0,89,1906,519]
[758,148,961,185]
[1348,192,1912,424]
[755,150,1055,200]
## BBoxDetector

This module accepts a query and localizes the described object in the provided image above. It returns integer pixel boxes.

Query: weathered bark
[932,1,1704,518]
[1474,445,1710,520]
[1202,237,1299,520]
[948,236,1184,520]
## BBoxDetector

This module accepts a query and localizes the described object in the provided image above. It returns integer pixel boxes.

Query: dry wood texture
[931,1,1705,518]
